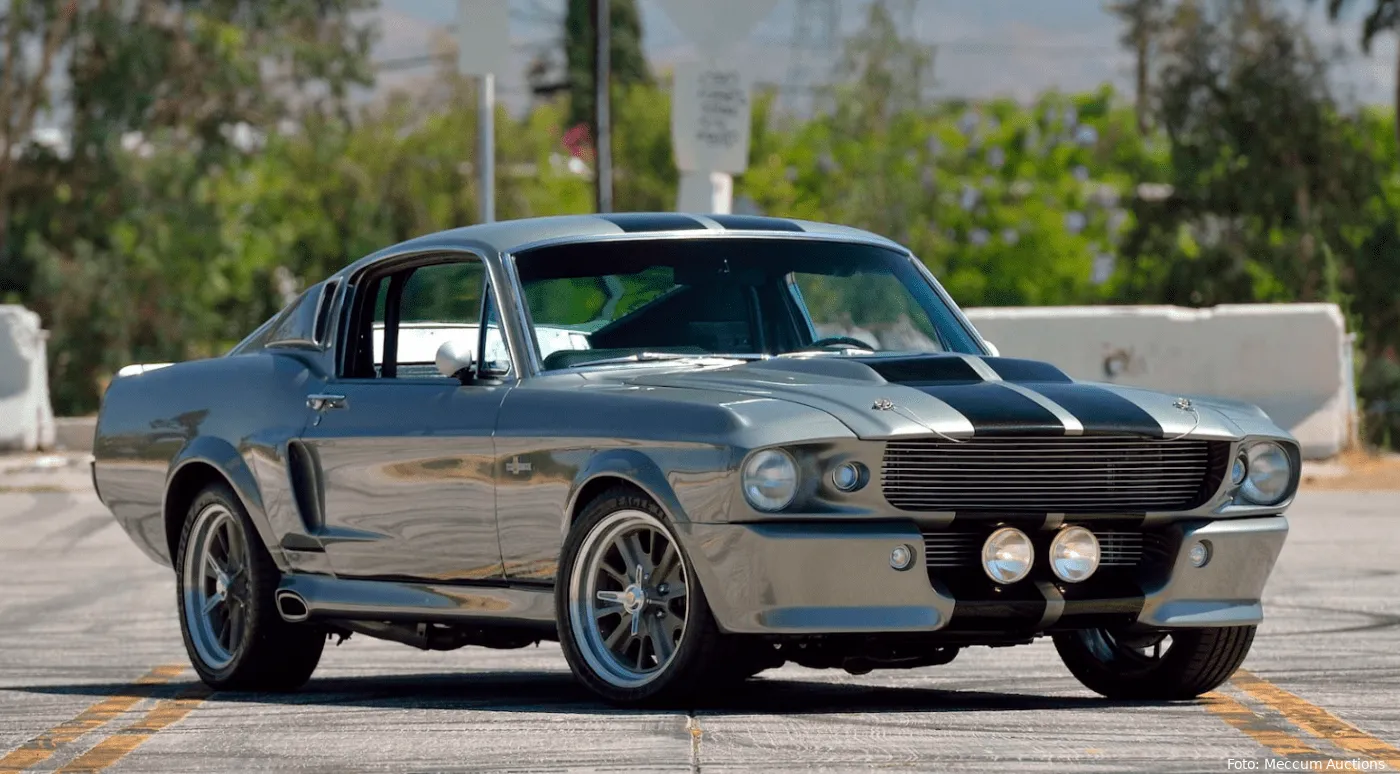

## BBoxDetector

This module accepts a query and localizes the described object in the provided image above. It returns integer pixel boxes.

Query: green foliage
[4,0,1400,449]
[564,0,650,129]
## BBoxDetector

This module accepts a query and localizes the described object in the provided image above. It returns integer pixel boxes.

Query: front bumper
[678,515,1288,636]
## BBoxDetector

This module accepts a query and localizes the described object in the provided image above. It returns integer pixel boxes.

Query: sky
[373,0,1399,113]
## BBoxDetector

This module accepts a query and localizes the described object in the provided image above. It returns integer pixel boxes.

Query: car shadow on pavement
[4,671,1161,715]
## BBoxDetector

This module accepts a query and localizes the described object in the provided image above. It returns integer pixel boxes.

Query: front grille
[924,529,1148,569]
[883,437,1226,512]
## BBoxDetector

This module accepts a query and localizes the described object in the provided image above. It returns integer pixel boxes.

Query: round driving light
[1049,526,1100,583]
[890,544,915,571]
[742,449,799,512]
[1241,442,1291,505]
[1231,453,1247,486]
[981,527,1034,585]
[1189,540,1212,568]
[831,461,866,492]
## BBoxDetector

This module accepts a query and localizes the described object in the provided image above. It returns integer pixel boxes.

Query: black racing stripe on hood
[913,383,1064,436]
[1020,382,1165,438]
[598,213,708,232]
[706,214,806,232]
[983,357,1073,383]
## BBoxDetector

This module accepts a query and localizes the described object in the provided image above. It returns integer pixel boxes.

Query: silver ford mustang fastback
[93,214,1296,705]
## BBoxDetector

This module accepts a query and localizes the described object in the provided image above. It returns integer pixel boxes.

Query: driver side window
[351,257,503,379]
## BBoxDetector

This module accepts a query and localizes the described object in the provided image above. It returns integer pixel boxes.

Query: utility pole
[479,72,495,223]
[594,0,613,213]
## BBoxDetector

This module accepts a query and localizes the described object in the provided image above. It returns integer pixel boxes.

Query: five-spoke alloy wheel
[175,482,325,691]
[557,487,730,705]
[569,509,690,687]
[182,503,252,670]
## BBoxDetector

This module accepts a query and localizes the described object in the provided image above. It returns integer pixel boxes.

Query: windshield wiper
[566,352,764,368]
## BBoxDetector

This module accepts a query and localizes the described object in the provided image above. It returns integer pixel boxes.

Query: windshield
[513,237,982,370]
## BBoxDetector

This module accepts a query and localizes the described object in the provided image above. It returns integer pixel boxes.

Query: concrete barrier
[54,417,97,453]
[0,306,56,452]
[964,304,1353,459]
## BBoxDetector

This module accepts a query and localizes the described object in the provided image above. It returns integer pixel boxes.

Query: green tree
[0,0,75,264]
[1107,0,1170,133]
[1317,0,1400,145]
[564,0,650,130]
[3,0,375,413]
[1114,0,1376,309]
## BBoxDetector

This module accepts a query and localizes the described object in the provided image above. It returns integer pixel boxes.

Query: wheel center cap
[621,584,647,614]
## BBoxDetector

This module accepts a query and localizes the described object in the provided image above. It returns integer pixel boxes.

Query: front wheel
[176,483,325,691]
[556,487,730,706]
[1053,626,1256,700]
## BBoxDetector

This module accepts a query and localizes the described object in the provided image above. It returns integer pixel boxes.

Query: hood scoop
[743,353,1073,386]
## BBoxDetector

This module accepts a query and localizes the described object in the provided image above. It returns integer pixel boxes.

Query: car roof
[336,213,905,279]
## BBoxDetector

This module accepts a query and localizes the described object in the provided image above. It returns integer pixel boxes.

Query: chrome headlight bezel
[1238,441,1293,506]
[741,448,800,512]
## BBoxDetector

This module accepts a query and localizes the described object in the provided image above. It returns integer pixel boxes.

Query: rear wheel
[1053,626,1255,700]
[176,482,324,691]
[556,487,730,705]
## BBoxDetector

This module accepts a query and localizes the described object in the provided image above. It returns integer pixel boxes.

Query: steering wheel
[806,336,875,351]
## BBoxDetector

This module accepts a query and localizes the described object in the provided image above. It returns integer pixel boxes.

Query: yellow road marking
[0,664,185,773]
[1203,690,1324,758]
[1233,670,1400,770]
[55,684,212,774]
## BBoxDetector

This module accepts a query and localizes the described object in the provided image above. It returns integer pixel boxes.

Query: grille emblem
[872,398,895,411]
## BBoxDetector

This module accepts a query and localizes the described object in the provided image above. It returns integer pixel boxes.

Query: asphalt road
[1,454,1398,773]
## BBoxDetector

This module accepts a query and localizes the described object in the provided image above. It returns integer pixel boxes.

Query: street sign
[653,0,780,56]
[456,0,510,76]
[671,60,752,174]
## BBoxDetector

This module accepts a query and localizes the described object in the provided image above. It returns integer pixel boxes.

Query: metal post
[478,72,496,223]
[595,0,613,213]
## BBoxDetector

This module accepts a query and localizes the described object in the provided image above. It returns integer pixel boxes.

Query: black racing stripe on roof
[707,214,806,232]
[598,213,708,232]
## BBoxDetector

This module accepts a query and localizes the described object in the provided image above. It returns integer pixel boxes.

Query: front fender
[564,447,733,531]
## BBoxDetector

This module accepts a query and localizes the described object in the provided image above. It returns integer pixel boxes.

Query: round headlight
[1049,526,1100,583]
[742,449,799,512]
[1241,442,1291,505]
[831,461,866,492]
[981,527,1034,585]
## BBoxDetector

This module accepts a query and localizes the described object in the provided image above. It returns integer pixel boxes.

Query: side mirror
[435,339,476,381]
[984,340,1001,357]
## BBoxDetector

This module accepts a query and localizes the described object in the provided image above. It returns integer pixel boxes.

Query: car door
[298,255,512,582]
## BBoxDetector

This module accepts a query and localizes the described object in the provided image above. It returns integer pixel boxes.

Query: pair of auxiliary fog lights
[889,526,1212,585]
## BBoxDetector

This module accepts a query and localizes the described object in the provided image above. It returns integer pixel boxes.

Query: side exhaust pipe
[275,590,310,623]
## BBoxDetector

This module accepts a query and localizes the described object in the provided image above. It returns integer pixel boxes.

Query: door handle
[307,393,347,411]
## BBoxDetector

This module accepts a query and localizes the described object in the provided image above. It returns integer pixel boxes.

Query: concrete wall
[0,306,56,452]
[964,304,1353,459]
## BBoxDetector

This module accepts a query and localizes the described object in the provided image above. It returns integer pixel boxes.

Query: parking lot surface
[1,455,1397,772]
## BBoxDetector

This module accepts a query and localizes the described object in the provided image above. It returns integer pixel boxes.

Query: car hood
[620,354,1250,441]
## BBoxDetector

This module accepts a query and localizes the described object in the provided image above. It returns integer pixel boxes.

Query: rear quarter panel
[93,351,318,567]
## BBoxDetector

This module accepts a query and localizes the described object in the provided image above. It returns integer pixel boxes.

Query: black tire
[1053,626,1256,700]
[175,482,324,691]
[556,486,732,706]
